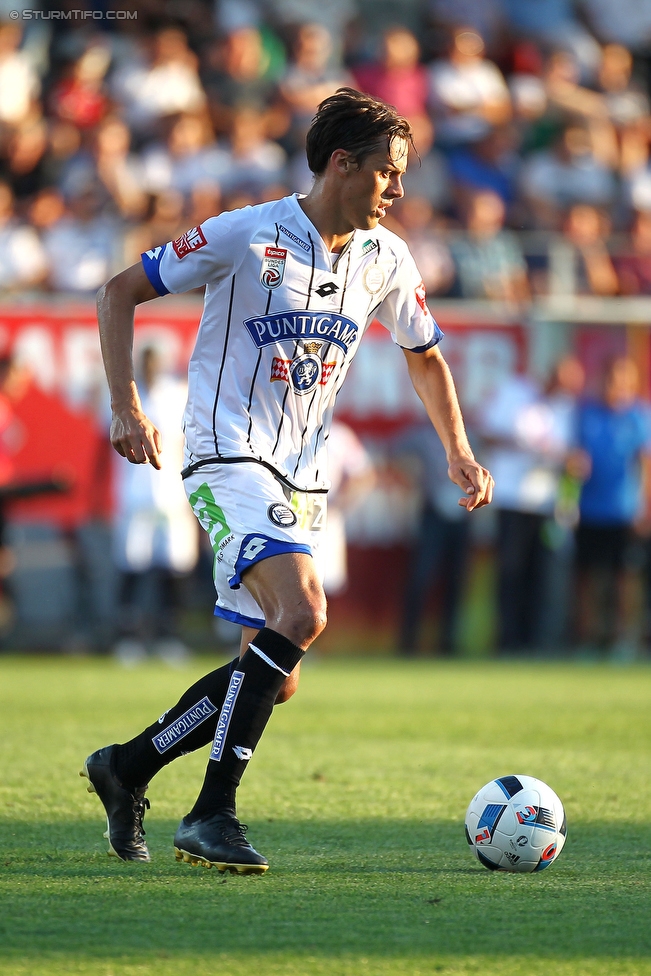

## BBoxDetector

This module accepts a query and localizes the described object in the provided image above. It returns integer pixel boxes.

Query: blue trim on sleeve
[141,244,170,296]
[229,534,313,589]
[400,320,444,354]
[214,604,265,629]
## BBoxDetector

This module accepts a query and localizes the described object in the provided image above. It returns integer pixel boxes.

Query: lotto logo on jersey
[260,246,287,289]
[172,225,208,259]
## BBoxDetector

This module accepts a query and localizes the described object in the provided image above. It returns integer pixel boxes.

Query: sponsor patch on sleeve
[172,225,208,259]
[415,280,431,315]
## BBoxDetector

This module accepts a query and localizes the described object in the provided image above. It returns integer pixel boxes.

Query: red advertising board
[0,300,525,528]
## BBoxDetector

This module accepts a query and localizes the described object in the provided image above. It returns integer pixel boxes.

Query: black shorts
[575,523,630,571]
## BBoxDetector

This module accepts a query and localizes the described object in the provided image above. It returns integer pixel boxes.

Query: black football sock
[113,657,240,790]
[186,628,304,821]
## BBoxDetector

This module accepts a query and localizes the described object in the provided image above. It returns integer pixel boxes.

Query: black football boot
[80,744,150,862]
[174,813,269,874]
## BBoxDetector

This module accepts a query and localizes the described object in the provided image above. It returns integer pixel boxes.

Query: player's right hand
[110,409,162,469]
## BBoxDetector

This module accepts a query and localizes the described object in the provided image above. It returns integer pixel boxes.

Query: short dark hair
[305,88,413,176]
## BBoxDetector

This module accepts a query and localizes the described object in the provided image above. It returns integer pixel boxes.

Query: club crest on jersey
[363,265,385,294]
[290,354,322,394]
[270,354,336,392]
[172,225,207,259]
[260,246,287,289]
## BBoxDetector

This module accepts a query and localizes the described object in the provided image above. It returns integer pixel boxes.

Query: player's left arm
[403,345,494,511]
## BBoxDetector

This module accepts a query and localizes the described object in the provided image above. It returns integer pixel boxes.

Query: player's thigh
[185,462,326,638]
[242,551,327,648]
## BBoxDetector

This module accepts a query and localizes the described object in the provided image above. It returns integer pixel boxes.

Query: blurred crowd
[3,0,651,296]
[398,351,651,661]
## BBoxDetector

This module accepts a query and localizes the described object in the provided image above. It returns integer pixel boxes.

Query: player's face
[341,138,408,230]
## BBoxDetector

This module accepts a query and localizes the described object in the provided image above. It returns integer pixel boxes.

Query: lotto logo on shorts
[260,246,287,289]
[152,696,218,753]
[172,225,208,259]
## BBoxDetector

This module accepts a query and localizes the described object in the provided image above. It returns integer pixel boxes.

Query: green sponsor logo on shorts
[188,483,232,553]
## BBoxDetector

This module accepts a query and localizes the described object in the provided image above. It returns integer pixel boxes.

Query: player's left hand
[448,456,494,512]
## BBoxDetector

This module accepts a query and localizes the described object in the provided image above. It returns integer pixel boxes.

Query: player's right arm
[97,262,163,468]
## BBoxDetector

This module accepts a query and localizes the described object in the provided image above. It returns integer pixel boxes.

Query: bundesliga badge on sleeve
[260,246,287,289]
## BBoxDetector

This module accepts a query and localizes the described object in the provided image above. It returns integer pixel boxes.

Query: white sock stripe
[249,643,290,676]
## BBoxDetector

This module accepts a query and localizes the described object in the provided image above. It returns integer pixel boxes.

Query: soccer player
[81,88,494,874]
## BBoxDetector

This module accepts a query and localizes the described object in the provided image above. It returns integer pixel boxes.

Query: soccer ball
[465,774,567,873]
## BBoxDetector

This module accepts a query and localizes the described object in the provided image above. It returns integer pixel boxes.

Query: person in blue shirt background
[575,355,651,658]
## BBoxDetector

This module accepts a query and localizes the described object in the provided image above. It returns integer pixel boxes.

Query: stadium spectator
[28,187,66,237]
[268,0,358,44]
[111,28,206,134]
[0,22,40,127]
[43,185,122,295]
[563,204,619,296]
[48,42,111,131]
[428,0,505,52]
[200,26,287,138]
[399,113,451,213]
[112,345,198,667]
[447,124,521,212]
[187,183,223,226]
[396,421,473,656]
[279,22,353,152]
[122,189,186,267]
[321,421,375,596]
[499,0,602,81]
[38,120,83,192]
[615,210,651,295]
[519,123,617,229]
[428,26,511,146]
[1,115,49,203]
[574,355,651,658]
[597,44,650,130]
[478,355,584,652]
[58,116,147,220]
[140,112,229,199]
[352,26,429,121]
[0,182,48,292]
[391,195,455,296]
[218,105,288,199]
[449,190,529,301]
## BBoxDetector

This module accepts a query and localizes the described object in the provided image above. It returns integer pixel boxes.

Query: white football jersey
[142,193,442,492]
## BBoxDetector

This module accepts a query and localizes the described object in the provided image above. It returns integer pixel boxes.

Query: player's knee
[272,598,327,648]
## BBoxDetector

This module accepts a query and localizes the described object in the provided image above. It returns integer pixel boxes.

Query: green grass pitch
[0,654,650,976]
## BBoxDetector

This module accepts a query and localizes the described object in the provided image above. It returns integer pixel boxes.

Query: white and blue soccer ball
[465,775,567,873]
